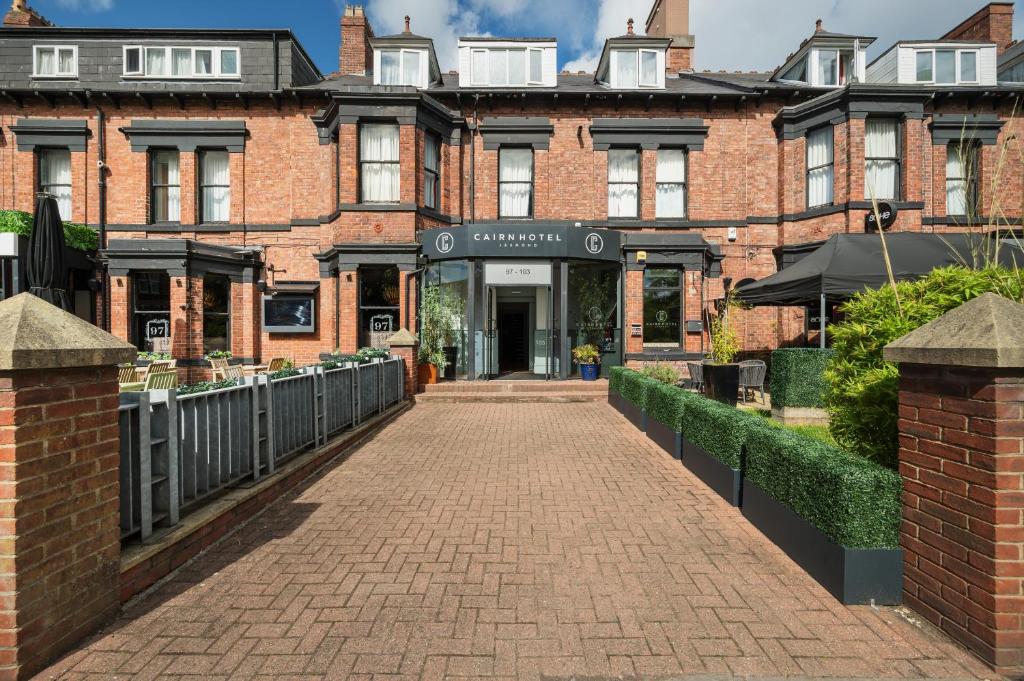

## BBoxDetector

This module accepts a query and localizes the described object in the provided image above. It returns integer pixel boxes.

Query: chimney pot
[404,15,410,33]
[627,17,634,35]
[815,18,823,32]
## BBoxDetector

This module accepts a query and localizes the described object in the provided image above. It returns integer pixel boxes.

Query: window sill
[339,203,416,212]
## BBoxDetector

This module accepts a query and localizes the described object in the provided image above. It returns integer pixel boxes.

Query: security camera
[96,160,107,169]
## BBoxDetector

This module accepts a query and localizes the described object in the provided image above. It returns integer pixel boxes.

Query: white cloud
[363,0,483,71]
[53,0,113,10]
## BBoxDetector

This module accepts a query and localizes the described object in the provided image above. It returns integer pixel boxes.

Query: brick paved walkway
[39,403,997,680]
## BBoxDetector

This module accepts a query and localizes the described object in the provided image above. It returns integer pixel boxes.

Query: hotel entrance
[483,262,555,380]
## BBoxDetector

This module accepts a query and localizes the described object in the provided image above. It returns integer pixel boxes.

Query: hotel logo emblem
[435,232,454,254]
[656,310,669,323]
[585,233,604,255]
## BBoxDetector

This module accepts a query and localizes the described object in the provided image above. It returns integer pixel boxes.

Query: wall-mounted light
[636,250,647,264]
[256,279,268,293]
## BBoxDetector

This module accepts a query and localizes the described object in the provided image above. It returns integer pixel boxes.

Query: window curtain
[40,149,71,220]
[58,49,74,75]
[361,124,400,202]
[172,48,191,77]
[865,119,898,201]
[401,50,421,86]
[946,144,970,216]
[37,48,55,75]
[656,149,685,218]
[508,50,526,86]
[640,51,658,86]
[608,149,639,217]
[380,50,400,85]
[153,151,180,222]
[806,128,834,207]
[499,148,532,217]
[616,50,638,88]
[489,49,508,86]
[817,50,838,86]
[147,48,167,76]
[202,151,230,222]
[424,137,439,208]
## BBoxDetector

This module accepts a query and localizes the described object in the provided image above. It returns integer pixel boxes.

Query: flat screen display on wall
[262,295,316,334]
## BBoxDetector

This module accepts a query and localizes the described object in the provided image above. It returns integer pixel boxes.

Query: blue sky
[33,0,1024,76]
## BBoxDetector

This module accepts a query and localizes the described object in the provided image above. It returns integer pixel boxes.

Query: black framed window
[865,119,901,201]
[655,149,686,218]
[424,133,440,210]
[199,150,230,223]
[498,147,533,218]
[359,123,400,203]
[359,265,400,348]
[643,268,682,348]
[202,274,231,354]
[806,126,834,208]
[946,141,979,218]
[608,148,640,218]
[38,148,72,220]
[132,271,171,352]
[150,149,180,223]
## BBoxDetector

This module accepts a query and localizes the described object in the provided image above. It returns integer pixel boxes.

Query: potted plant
[136,351,171,367]
[417,285,460,385]
[572,344,601,381]
[705,295,741,406]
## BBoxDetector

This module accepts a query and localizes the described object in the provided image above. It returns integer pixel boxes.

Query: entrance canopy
[421,223,621,262]
[735,233,1024,306]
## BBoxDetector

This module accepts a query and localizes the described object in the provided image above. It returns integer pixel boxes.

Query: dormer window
[613,49,659,88]
[816,49,855,86]
[469,48,544,87]
[378,48,425,87]
[33,45,77,78]
[123,46,241,79]
[915,49,979,85]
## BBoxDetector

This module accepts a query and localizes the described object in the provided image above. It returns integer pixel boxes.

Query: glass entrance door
[482,284,554,380]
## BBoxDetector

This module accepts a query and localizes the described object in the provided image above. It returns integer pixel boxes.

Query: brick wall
[942,2,1015,53]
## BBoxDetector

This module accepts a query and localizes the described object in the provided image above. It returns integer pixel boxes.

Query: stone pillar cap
[883,292,1024,368]
[386,328,419,347]
[0,293,136,370]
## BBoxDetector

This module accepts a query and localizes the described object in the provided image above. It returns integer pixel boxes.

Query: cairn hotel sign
[422,224,621,262]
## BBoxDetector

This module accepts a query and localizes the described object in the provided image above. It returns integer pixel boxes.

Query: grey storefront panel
[421,224,622,262]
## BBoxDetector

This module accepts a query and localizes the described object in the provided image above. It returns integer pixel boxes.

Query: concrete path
[37,403,997,680]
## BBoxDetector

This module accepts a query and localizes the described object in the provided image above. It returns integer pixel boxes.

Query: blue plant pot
[580,363,600,381]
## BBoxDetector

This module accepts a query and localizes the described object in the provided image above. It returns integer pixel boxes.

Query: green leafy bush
[620,369,657,409]
[744,423,902,548]
[641,362,679,385]
[825,266,1024,468]
[178,379,240,395]
[0,209,98,251]
[608,366,627,395]
[770,348,834,408]
[204,350,233,360]
[137,351,171,361]
[646,381,701,432]
[269,368,302,380]
[679,395,758,469]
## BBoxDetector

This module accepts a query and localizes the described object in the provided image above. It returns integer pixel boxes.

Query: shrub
[608,366,628,395]
[641,362,679,385]
[269,367,302,380]
[646,381,701,432]
[178,379,239,395]
[619,369,658,409]
[137,351,171,361]
[679,395,758,469]
[825,266,1024,468]
[744,423,902,548]
[770,348,834,408]
[0,209,98,251]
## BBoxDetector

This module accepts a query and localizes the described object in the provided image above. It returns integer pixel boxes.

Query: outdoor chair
[118,365,140,385]
[119,370,179,393]
[246,357,288,376]
[687,362,704,393]
[209,358,230,380]
[739,360,767,404]
[222,365,245,381]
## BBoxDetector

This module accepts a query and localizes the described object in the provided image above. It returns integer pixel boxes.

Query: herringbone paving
[37,403,997,680]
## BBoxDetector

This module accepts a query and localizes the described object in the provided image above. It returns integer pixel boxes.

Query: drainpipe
[96,104,110,331]
[272,33,280,92]
[470,95,479,223]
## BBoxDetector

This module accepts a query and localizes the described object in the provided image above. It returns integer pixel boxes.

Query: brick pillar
[339,267,358,353]
[624,268,643,356]
[108,273,131,344]
[387,329,419,398]
[0,293,135,679]
[885,293,1024,675]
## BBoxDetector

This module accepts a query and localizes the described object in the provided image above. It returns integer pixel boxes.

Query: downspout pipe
[96,103,110,331]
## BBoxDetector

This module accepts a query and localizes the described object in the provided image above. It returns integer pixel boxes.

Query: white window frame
[377,48,426,88]
[32,45,78,79]
[957,49,980,84]
[470,48,538,87]
[914,48,979,85]
[123,45,241,79]
[527,48,544,85]
[611,48,661,89]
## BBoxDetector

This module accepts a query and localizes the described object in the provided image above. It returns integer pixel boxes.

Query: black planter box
[608,389,625,413]
[742,480,903,605]
[704,363,740,407]
[647,416,681,460]
[681,437,742,506]
[620,400,647,432]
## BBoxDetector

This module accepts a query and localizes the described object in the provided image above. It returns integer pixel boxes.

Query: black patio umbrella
[26,194,71,311]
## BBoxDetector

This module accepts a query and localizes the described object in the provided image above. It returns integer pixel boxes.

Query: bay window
[643,269,682,348]
[424,134,440,210]
[38,149,72,220]
[199,150,230,223]
[150,150,180,223]
[360,123,400,203]
[33,45,77,78]
[655,149,686,218]
[806,127,834,208]
[864,119,900,201]
[608,149,640,218]
[946,142,978,217]
[202,274,231,355]
[498,148,533,218]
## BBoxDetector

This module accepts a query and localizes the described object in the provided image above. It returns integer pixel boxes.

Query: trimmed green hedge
[679,395,759,469]
[745,423,901,548]
[608,366,628,395]
[646,381,701,433]
[770,348,834,408]
[620,369,658,409]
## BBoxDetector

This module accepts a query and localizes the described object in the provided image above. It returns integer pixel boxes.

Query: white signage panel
[484,262,552,286]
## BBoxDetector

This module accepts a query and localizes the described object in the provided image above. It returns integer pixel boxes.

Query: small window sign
[865,201,898,231]
[145,318,169,340]
[630,323,642,338]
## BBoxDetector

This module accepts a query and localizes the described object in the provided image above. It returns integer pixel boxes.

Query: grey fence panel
[118,396,147,540]
[270,373,318,462]
[324,367,355,435]
[358,363,382,421]
[382,358,404,407]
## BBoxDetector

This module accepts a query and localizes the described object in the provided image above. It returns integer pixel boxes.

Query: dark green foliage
[679,395,758,469]
[177,379,240,395]
[825,266,1024,468]
[641,362,679,385]
[137,351,171,361]
[745,423,902,548]
[619,370,658,409]
[770,348,834,408]
[608,366,628,395]
[0,209,98,251]
[646,381,701,433]
[269,368,302,380]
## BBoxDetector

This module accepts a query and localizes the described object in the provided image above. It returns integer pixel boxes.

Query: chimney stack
[3,0,52,28]
[339,4,374,76]
[404,15,410,34]
[645,0,694,73]
[815,18,823,32]
[626,18,634,35]
[941,2,1015,55]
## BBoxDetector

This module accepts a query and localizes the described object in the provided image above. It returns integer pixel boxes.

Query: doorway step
[416,379,608,404]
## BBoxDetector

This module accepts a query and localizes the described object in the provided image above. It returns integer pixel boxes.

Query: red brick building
[0,0,1021,380]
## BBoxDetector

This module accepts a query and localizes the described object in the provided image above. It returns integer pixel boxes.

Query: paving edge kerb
[119,400,412,603]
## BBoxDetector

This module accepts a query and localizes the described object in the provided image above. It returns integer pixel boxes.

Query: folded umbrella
[26,194,71,311]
